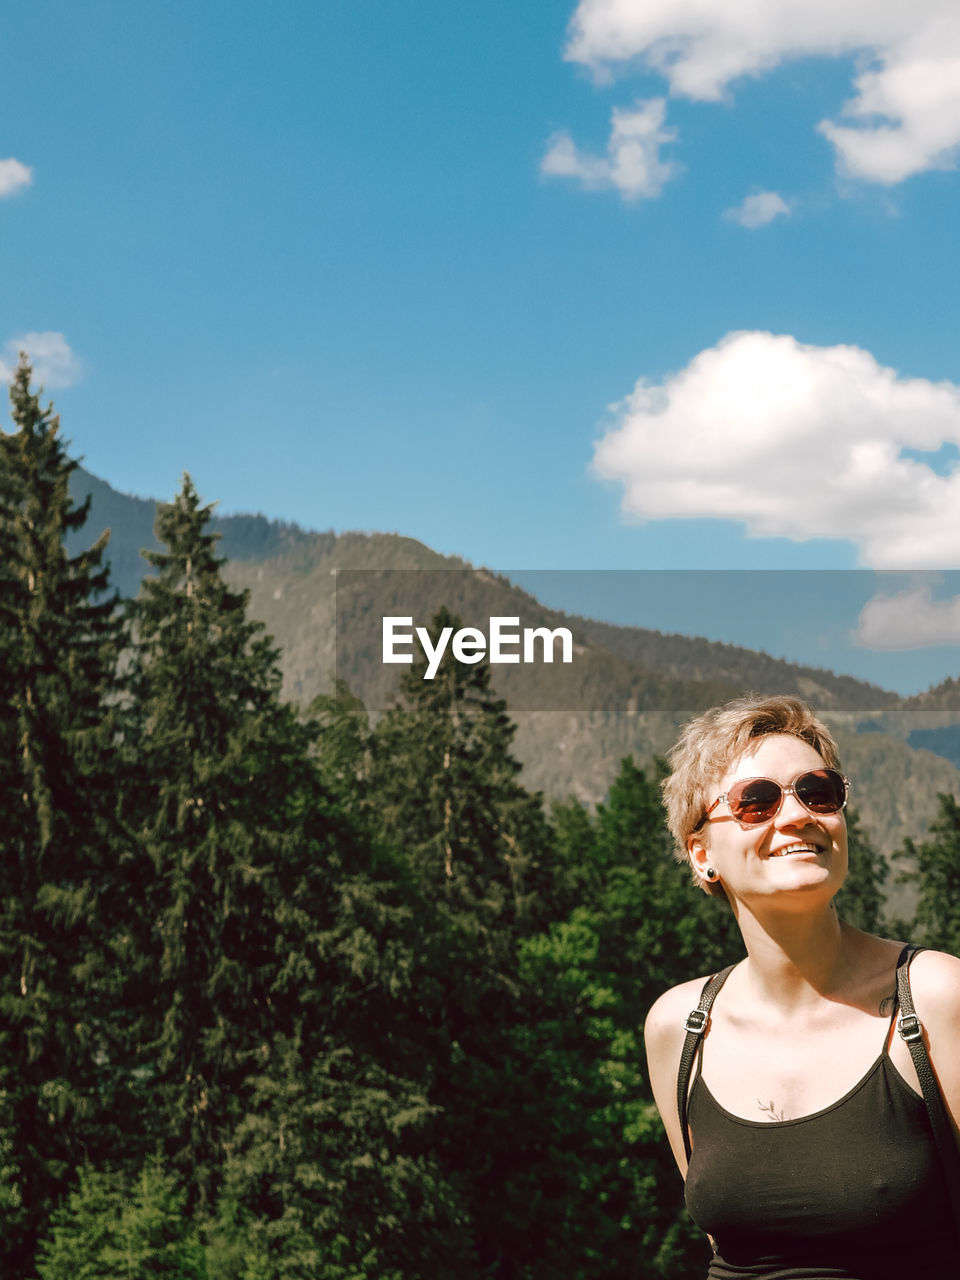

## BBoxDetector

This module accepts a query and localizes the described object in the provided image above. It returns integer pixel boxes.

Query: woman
[644,694,960,1279]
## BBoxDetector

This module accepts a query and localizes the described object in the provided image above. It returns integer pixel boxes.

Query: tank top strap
[892,944,960,1242]
[880,943,915,1055]
[676,963,739,1162]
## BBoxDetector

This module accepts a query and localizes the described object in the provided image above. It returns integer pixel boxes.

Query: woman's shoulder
[644,975,722,1175]
[907,946,960,1021]
[644,973,722,1046]
[904,947,960,1126]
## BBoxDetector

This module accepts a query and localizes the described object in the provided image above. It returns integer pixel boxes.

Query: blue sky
[2,0,960,692]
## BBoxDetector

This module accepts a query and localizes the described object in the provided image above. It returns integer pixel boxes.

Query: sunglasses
[700,769,849,829]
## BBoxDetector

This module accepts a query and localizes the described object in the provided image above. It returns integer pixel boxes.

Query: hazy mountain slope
[576,618,897,714]
[67,467,313,597]
[66,468,161,598]
[223,534,960,877]
[63,469,960,879]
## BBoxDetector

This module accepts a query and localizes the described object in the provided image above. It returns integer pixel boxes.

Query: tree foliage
[898,792,960,953]
[0,357,125,1273]
[835,807,888,933]
[369,607,553,944]
[205,1038,474,1280]
[36,1158,205,1280]
[515,758,741,1278]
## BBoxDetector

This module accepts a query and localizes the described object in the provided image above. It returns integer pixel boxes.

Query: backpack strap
[677,963,738,1162]
[896,944,960,1240]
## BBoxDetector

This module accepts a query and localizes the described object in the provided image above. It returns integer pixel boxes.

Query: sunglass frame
[701,768,850,830]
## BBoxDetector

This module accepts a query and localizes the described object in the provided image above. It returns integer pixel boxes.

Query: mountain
[67,467,314,598]
[67,468,960,903]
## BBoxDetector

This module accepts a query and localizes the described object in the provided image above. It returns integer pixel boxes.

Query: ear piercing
[704,866,719,882]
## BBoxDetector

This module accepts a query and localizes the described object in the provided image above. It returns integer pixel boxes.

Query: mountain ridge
[63,467,960,898]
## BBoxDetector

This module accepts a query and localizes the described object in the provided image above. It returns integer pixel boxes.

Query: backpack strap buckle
[683,1008,707,1035]
[898,1012,923,1043]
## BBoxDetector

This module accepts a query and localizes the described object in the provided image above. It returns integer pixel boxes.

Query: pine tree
[125,477,450,1241]
[369,607,551,950]
[899,792,960,953]
[206,1036,475,1280]
[308,681,369,789]
[35,1157,205,1280]
[124,485,487,1266]
[366,611,583,1276]
[835,808,888,933]
[583,756,741,1021]
[510,758,741,1278]
[0,357,125,1273]
[124,475,324,1204]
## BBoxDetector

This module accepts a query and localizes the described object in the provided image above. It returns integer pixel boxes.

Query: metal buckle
[898,1013,923,1042]
[684,1009,707,1035]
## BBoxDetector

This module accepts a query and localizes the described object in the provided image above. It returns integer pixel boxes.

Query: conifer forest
[3,356,960,1279]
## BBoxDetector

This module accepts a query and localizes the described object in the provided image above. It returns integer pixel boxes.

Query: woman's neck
[734,905,854,1012]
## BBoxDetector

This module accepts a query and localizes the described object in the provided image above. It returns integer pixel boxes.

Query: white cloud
[592,330,960,568]
[725,190,791,228]
[818,43,960,183]
[563,0,960,184]
[853,585,960,648]
[0,332,85,390]
[541,98,679,200]
[0,157,33,198]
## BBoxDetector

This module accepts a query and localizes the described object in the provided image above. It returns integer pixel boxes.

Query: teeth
[771,844,818,857]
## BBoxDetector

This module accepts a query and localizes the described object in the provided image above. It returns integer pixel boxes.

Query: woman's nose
[775,786,812,824]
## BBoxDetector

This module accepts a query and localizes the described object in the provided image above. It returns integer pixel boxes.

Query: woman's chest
[697,1010,916,1123]
[685,1061,952,1274]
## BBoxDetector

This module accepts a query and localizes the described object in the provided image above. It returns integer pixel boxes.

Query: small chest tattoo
[757,1099,787,1122]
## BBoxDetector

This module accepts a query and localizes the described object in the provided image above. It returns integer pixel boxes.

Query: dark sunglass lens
[796,769,845,813]
[729,778,782,824]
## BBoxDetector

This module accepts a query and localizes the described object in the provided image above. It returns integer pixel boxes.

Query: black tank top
[684,1016,955,1279]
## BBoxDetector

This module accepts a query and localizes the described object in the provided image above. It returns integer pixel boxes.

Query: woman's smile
[767,841,824,857]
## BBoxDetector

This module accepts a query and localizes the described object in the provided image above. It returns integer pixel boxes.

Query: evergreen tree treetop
[5,355,99,543]
[2,357,118,706]
[1,353,121,844]
[134,475,283,757]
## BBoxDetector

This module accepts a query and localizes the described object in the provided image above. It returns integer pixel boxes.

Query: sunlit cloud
[853,585,960,649]
[0,157,33,198]
[563,0,960,185]
[541,98,679,200]
[0,332,86,390]
[724,190,791,228]
[592,330,960,568]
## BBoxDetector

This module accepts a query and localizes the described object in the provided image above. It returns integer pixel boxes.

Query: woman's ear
[686,829,707,870]
[686,831,716,891]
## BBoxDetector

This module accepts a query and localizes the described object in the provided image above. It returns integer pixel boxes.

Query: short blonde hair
[661,694,841,896]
